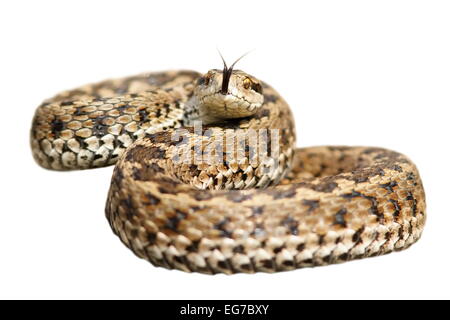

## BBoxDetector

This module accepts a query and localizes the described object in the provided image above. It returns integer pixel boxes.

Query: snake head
[194,69,264,122]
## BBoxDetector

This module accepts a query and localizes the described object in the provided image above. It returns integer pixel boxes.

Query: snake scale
[30,66,426,274]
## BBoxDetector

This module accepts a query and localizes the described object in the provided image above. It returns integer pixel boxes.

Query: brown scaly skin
[107,144,425,274]
[31,71,200,170]
[31,70,426,274]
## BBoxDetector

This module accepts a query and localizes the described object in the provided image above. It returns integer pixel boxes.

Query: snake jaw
[199,92,260,119]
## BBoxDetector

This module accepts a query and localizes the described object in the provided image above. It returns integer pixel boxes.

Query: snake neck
[182,95,223,126]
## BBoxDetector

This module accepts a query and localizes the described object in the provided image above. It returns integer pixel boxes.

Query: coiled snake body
[31,68,426,274]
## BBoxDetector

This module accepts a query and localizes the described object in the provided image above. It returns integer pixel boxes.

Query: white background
[0,0,449,299]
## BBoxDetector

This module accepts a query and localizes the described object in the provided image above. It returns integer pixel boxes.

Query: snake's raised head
[192,69,264,124]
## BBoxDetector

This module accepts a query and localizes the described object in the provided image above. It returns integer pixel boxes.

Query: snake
[30,64,426,274]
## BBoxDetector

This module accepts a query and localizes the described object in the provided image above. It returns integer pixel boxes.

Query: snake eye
[243,78,252,90]
[197,74,211,86]
[243,78,263,94]
[197,77,206,85]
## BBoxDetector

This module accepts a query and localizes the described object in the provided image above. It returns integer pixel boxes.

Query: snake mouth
[200,91,260,115]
